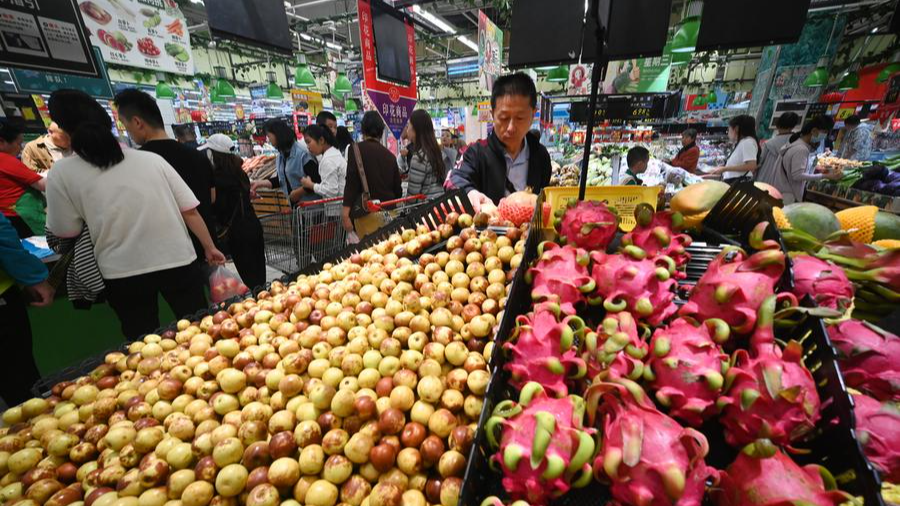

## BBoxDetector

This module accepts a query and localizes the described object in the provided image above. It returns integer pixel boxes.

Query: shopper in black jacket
[449,73,551,210]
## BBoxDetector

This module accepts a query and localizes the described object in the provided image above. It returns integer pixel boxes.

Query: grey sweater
[403,150,446,199]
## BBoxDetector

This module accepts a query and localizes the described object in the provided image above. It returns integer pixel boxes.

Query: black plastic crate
[461,193,883,506]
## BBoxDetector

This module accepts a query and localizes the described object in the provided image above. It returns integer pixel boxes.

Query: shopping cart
[254,189,299,274]
[365,193,430,224]
[294,196,348,272]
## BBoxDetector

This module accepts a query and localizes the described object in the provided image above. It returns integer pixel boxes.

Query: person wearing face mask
[771,116,837,204]
[22,122,71,173]
[448,73,551,212]
[705,115,759,182]
[756,112,800,186]
[441,130,458,170]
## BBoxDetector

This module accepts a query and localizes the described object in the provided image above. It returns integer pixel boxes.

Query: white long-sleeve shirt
[313,147,347,199]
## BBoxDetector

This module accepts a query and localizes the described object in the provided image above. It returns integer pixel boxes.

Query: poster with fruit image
[77,0,193,75]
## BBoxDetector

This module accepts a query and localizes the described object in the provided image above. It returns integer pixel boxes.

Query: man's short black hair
[491,73,537,110]
[775,112,800,130]
[361,111,385,139]
[114,88,164,129]
[844,115,861,127]
[316,111,337,126]
[627,146,650,168]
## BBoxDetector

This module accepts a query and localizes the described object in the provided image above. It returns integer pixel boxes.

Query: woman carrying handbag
[342,112,403,239]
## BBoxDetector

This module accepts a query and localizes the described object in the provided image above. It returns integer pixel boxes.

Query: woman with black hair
[44,89,225,340]
[343,111,403,238]
[706,115,759,182]
[771,118,836,204]
[201,134,266,290]
[0,121,46,238]
[301,124,346,199]
[251,119,319,204]
[399,110,447,200]
[668,128,700,173]
[756,112,801,185]
[335,126,353,156]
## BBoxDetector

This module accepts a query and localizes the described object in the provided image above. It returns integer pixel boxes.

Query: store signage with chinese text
[77,0,194,75]
[357,0,417,139]
[11,46,113,98]
[0,0,100,76]
[478,10,502,93]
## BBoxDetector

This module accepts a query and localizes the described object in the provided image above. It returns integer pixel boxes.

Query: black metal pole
[578,0,606,201]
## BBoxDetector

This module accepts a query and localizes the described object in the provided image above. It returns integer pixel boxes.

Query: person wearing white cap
[200,134,266,289]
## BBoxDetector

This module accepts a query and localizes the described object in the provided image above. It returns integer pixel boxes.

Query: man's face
[48,122,71,150]
[326,119,337,136]
[121,115,147,145]
[632,160,648,174]
[492,95,535,151]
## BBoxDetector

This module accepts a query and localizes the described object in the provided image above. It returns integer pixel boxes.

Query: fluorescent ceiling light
[3,81,13,85]
[412,5,455,34]
[189,0,203,4]
[326,41,342,51]
[457,35,477,52]
[284,1,291,7]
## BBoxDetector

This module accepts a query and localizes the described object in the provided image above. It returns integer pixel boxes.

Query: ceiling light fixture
[412,5,455,34]
[456,35,477,52]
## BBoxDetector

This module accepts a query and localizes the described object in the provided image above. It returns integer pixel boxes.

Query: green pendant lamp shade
[693,94,706,107]
[546,65,569,83]
[471,105,479,117]
[215,79,235,98]
[804,67,829,87]
[877,62,900,84]
[346,98,358,112]
[155,81,176,99]
[838,68,860,91]
[210,88,225,104]
[266,82,284,99]
[295,62,316,88]
[334,72,352,95]
[706,90,718,104]
[672,16,700,54]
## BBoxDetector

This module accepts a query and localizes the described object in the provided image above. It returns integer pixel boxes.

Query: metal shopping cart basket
[254,189,299,274]
[295,196,347,272]
[364,193,429,225]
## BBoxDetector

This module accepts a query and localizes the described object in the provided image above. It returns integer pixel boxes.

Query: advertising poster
[77,0,194,75]
[568,64,591,96]
[12,46,113,98]
[0,0,99,76]
[477,100,491,122]
[291,89,324,117]
[358,0,417,140]
[478,10,502,93]
[603,54,672,94]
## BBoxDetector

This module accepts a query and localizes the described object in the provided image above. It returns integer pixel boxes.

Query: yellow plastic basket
[542,186,661,232]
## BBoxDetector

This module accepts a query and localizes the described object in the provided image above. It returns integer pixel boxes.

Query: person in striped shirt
[399,110,447,200]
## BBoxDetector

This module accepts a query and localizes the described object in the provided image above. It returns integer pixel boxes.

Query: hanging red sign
[357,0,417,139]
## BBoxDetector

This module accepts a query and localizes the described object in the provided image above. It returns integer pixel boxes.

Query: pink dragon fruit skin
[791,254,854,313]
[828,319,900,401]
[852,392,900,483]
[621,203,693,278]
[586,378,719,506]
[678,243,795,337]
[643,317,731,428]
[525,242,596,315]
[583,311,650,382]
[485,382,596,506]
[590,246,679,327]
[717,295,822,447]
[504,302,588,397]
[554,200,620,250]
[712,439,851,506]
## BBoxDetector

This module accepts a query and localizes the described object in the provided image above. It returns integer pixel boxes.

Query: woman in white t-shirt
[45,90,225,340]
[707,115,759,182]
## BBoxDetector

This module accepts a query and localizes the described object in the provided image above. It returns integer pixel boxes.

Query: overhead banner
[77,0,194,75]
[11,46,113,98]
[358,0,417,140]
[0,0,100,76]
[603,55,672,94]
[478,10,502,93]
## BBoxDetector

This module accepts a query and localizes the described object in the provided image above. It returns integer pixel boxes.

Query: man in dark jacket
[449,73,551,211]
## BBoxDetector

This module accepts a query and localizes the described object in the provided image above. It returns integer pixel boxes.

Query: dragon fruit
[712,439,851,506]
[505,302,588,397]
[621,203,693,276]
[717,295,821,447]
[499,189,538,227]
[484,382,596,505]
[852,392,900,482]
[679,224,796,336]
[828,319,900,401]
[643,318,731,427]
[525,242,596,315]
[586,378,718,506]
[590,246,678,326]
[583,312,650,382]
[554,200,620,250]
[791,254,854,313]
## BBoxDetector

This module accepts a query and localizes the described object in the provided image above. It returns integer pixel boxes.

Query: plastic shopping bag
[209,266,250,304]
